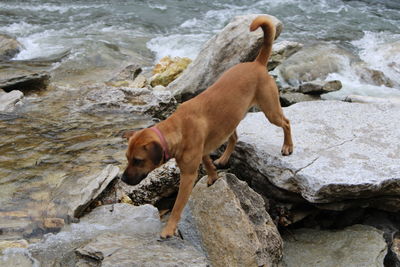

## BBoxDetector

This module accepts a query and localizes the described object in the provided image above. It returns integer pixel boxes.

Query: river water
[0,0,399,241]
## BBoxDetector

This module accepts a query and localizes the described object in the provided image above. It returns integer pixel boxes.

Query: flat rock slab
[282,225,387,267]
[236,101,400,204]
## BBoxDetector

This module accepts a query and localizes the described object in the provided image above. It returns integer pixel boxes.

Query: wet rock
[180,173,283,267]
[167,14,282,101]
[0,34,21,60]
[232,101,400,209]
[77,86,177,119]
[298,80,342,94]
[0,249,38,267]
[280,91,319,106]
[29,204,207,266]
[282,225,387,267]
[0,89,24,112]
[131,74,148,88]
[0,68,50,93]
[101,160,180,206]
[276,43,356,88]
[344,94,400,105]
[269,40,303,71]
[150,56,192,87]
[76,233,208,267]
[54,165,119,218]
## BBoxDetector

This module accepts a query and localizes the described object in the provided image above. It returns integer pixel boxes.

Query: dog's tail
[250,16,276,66]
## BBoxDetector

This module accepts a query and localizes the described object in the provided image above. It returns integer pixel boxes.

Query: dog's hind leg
[214,130,238,168]
[256,81,293,156]
[203,155,219,186]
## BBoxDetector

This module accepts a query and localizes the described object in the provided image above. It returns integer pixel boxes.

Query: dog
[122,15,293,239]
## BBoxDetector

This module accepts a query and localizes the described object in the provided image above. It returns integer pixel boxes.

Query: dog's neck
[150,127,170,161]
[156,121,182,161]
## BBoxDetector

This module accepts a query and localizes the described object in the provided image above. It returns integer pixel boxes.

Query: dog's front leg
[160,170,197,238]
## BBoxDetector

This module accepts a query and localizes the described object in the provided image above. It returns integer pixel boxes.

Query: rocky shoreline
[1,14,400,266]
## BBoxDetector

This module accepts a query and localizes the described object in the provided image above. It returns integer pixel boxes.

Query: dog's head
[121,129,164,185]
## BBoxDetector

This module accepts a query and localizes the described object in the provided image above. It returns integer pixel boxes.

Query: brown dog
[122,15,293,238]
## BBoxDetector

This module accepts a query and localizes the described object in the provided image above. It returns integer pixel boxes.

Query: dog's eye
[132,158,144,165]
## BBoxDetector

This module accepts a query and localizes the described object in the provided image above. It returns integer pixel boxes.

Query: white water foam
[147,33,210,61]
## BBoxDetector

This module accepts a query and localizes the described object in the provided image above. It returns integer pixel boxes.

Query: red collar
[150,127,171,161]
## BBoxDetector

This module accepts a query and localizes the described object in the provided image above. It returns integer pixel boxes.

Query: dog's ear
[146,141,163,165]
[122,130,136,140]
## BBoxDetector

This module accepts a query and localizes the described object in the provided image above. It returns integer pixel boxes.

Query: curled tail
[250,16,276,66]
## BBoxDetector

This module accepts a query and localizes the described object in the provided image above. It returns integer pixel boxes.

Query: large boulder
[269,40,303,71]
[167,14,282,101]
[282,225,387,267]
[231,101,400,210]
[180,173,283,267]
[0,34,21,60]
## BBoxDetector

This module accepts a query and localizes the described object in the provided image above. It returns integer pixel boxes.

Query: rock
[54,165,119,218]
[101,160,180,206]
[0,240,29,252]
[180,173,283,267]
[282,225,387,267]
[77,86,177,119]
[42,218,65,231]
[153,85,166,91]
[0,89,24,112]
[276,43,356,88]
[280,91,319,107]
[231,101,400,209]
[167,14,282,101]
[131,74,148,88]
[298,80,342,95]
[269,41,303,71]
[109,64,142,82]
[0,249,38,267]
[150,56,192,87]
[390,235,400,266]
[29,204,208,266]
[0,34,21,60]
[0,69,50,93]
[344,95,400,105]
[353,62,394,88]
[76,233,208,266]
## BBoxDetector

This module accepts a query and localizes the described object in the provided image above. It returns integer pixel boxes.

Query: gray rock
[280,91,320,106]
[54,165,119,218]
[167,14,282,101]
[269,41,303,71]
[0,61,50,93]
[299,80,342,95]
[0,248,38,267]
[108,64,142,82]
[233,101,400,208]
[0,89,24,112]
[276,43,356,88]
[282,225,387,267]
[0,34,21,60]
[180,173,283,267]
[353,62,394,88]
[76,233,209,267]
[77,86,177,119]
[29,204,162,267]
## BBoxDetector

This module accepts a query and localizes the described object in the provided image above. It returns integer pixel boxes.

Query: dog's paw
[160,226,177,239]
[281,145,293,156]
